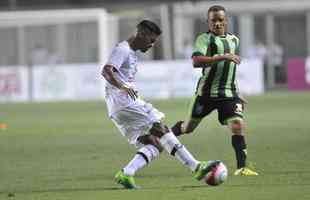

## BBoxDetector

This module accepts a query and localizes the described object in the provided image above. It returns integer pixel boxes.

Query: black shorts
[188,95,244,125]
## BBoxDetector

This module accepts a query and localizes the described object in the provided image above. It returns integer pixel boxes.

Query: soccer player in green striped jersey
[172,5,258,176]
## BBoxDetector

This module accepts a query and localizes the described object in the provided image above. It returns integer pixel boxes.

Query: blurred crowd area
[0,0,309,88]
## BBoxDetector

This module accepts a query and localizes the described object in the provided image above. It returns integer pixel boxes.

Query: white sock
[123,144,160,176]
[159,132,199,172]
[123,154,146,176]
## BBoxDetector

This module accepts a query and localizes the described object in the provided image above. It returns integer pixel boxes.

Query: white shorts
[110,99,165,148]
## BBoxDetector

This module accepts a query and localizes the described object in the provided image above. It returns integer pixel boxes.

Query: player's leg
[122,135,163,177]
[115,135,162,189]
[227,118,257,176]
[111,105,164,189]
[227,117,247,169]
[218,99,258,176]
[113,99,180,189]
[172,95,213,136]
[150,122,218,180]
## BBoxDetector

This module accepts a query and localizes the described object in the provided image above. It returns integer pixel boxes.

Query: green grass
[1,91,310,200]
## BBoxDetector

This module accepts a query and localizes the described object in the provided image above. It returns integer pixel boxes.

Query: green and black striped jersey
[193,32,240,99]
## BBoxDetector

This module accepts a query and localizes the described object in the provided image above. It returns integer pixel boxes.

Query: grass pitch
[1,92,310,200]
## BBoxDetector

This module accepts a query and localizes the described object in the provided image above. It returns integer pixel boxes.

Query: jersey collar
[207,31,228,38]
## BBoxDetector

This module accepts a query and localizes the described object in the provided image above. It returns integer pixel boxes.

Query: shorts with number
[110,99,165,148]
[189,95,244,125]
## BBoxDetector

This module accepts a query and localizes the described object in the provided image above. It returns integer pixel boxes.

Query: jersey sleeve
[106,45,129,70]
[234,36,240,55]
[192,34,209,57]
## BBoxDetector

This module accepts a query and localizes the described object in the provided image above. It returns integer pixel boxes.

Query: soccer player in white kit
[101,20,218,189]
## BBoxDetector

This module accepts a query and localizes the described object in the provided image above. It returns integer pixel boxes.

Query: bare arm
[192,54,241,68]
[101,65,124,90]
[101,65,138,100]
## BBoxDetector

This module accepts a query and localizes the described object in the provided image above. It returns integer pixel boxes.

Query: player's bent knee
[137,135,163,152]
[149,122,169,138]
[228,119,244,134]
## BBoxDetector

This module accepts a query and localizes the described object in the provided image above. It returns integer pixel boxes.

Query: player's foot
[234,167,258,176]
[115,170,140,189]
[194,160,221,181]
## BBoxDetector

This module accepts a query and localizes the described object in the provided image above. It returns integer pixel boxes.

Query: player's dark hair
[137,20,162,35]
[207,5,226,14]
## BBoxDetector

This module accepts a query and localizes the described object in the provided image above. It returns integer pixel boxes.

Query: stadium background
[1,0,310,200]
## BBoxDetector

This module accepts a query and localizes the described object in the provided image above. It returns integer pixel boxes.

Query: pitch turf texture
[1,92,310,200]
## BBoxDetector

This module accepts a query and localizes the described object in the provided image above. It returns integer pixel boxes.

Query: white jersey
[104,41,138,116]
[104,41,165,146]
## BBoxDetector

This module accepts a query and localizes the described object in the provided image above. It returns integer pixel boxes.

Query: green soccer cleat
[234,167,259,176]
[194,160,221,181]
[115,170,140,189]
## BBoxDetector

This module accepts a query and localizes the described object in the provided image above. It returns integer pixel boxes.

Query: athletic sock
[123,144,160,176]
[232,135,247,169]
[159,132,199,172]
[171,121,184,136]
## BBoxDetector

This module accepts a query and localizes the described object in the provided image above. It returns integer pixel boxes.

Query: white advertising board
[137,59,264,99]
[0,58,263,103]
[237,59,264,95]
[136,60,198,98]
[32,64,105,102]
[0,66,29,102]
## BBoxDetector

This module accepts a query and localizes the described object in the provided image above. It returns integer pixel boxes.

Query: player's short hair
[207,5,226,14]
[137,20,162,35]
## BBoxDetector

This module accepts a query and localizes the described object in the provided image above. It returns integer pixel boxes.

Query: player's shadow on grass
[3,182,310,195]
[0,187,124,196]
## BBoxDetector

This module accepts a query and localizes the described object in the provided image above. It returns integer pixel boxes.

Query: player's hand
[224,53,241,64]
[120,84,138,100]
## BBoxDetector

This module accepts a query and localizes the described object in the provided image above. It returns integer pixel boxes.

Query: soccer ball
[204,161,228,186]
